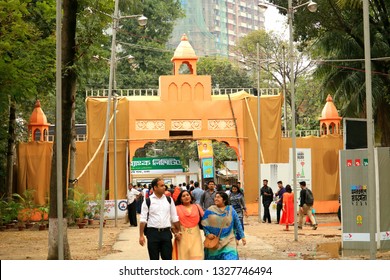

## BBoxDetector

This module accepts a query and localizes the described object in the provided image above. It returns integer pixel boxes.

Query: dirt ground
[1,214,389,260]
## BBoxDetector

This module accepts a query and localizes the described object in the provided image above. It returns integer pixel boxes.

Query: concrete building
[168,0,266,57]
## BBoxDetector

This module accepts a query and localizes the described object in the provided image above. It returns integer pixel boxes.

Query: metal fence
[282,130,343,138]
[85,87,281,97]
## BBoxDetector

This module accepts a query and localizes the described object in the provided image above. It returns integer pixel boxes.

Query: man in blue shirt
[191,181,204,205]
[274,181,286,224]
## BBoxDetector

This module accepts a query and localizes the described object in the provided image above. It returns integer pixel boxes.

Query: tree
[197,57,253,89]
[272,0,390,146]
[77,0,184,91]
[0,0,56,197]
[134,140,237,171]
[47,0,184,259]
[234,29,321,130]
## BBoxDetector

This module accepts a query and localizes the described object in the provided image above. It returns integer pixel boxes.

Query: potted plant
[2,200,22,229]
[38,205,49,230]
[90,190,109,220]
[85,207,95,225]
[13,189,36,229]
[67,188,89,227]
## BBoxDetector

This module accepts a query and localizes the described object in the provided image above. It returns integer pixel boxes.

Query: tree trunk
[47,0,78,260]
[377,100,390,147]
[6,98,16,200]
[68,96,76,203]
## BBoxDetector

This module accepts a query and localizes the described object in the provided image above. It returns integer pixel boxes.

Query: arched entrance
[85,34,284,203]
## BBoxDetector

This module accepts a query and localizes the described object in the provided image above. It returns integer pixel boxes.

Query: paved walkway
[100,215,342,260]
[99,225,289,260]
[100,226,149,260]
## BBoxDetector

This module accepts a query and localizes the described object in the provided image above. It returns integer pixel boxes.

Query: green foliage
[87,189,109,219]
[38,204,49,224]
[12,189,36,210]
[78,0,184,92]
[272,0,390,145]
[197,57,253,88]
[134,140,237,170]
[12,189,37,223]
[0,199,22,225]
[235,29,320,130]
[0,0,56,193]
[67,188,90,220]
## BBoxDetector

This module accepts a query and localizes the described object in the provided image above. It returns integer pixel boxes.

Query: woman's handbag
[203,234,220,249]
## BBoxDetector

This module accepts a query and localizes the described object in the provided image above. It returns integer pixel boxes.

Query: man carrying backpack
[298,181,318,230]
[139,177,181,260]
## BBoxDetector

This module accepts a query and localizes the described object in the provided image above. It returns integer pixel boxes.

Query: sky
[263,6,288,39]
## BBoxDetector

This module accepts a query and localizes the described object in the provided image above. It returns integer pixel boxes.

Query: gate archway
[85,34,283,203]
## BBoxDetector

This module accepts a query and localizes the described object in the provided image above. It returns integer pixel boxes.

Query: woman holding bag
[172,190,204,260]
[201,191,246,260]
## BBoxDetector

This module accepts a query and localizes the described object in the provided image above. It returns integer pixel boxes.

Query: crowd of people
[127,177,318,260]
[130,178,246,260]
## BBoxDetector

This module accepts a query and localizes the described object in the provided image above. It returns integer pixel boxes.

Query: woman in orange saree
[280,185,294,231]
[172,190,204,260]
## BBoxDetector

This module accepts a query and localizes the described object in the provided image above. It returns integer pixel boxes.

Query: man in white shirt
[139,177,181,260]
[127,183,141,227]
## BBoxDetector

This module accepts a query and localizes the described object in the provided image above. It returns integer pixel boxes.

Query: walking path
[100,214,342,260]
[100,226,148,260]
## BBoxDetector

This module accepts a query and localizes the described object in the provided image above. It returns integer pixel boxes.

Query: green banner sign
[131,157,184,174]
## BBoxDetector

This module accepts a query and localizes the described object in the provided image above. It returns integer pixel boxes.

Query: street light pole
[259,0,317,241]
[287,0,299,242]
[99,0,120,250]
[362,0,376,260]
[98,0,147,249]
[257,43,262,222]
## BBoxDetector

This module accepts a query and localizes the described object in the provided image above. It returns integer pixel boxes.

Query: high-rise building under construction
[168,0,266,57]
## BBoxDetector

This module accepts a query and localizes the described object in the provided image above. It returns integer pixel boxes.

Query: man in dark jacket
[260,179,273,223]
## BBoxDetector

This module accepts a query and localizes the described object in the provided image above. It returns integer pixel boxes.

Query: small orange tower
[171,33,198,75]
[319,94,342,135]
[28,100,50,141]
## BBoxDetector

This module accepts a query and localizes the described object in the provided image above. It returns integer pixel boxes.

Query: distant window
[179,63,192,74]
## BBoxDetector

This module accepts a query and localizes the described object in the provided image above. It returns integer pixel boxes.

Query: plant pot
[25,222,34,229]
[5,224,14,229]
[0,225,6,231]
[77,222,86,229]
[18,225,25,231]
[38,224,46,231]
[88,219,94,225]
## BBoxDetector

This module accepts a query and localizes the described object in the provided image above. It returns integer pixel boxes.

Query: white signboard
[342,233,370,242]
[289,148,312,190]
[103,199,128,219]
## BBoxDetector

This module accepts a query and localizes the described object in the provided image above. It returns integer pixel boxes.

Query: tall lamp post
[97,0,147,249]
[256,43,262,223]
[259,0,317,241]
[362,0,376,260]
